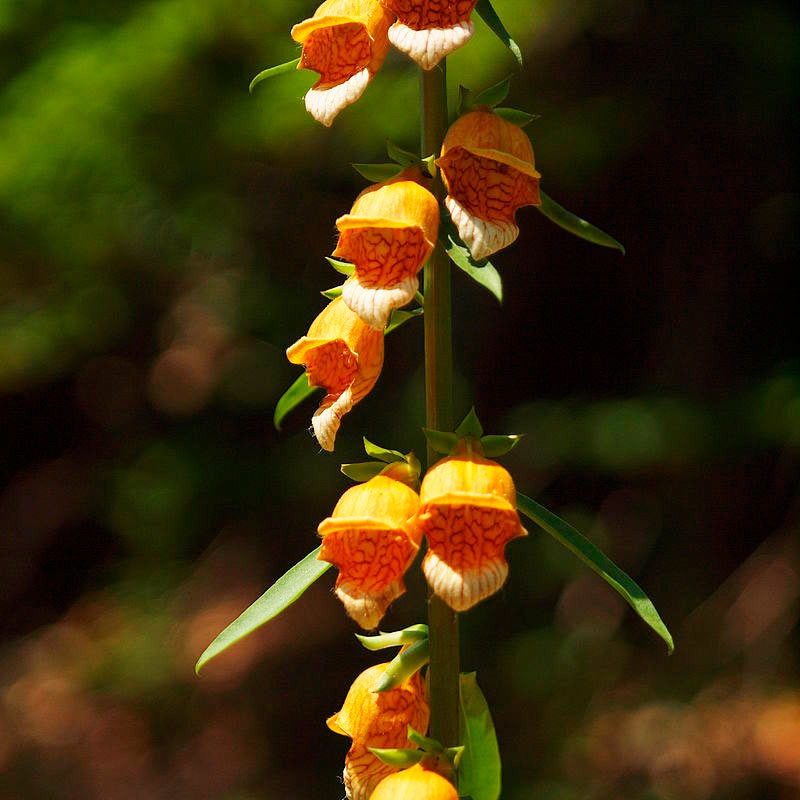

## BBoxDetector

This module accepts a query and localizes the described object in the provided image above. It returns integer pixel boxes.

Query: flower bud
[371,763,458,800]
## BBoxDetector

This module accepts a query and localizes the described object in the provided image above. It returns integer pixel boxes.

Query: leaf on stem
[326,256,355,276]
[352,162,406,182]
[195,547,331,674]
[516,492,674,653]
[340,461,387,482]
[374,638,430,692]
[473,76,511,109]
[493,107,539,127]
[386,140,419,166]
[441,225,503,303]
[423,428,460,455]
[321,285,343,299]
[249,57,301,94]
[385,306,424,334]
[363,438,406,463]
[479,434,523,457]
[474,0,523,67]
[537,190,626,254]
[370,748,426,768]
[456,407,484,438]
[458,673,502,800]
[274,372,323,431]
[355,624,429,651]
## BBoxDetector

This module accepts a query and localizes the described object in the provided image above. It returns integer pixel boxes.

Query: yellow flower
[413,438,527,611]
[437,109,541,261]
[335,169,440,329]
[286,297,384,451]
[318,468,422,628]
[381,0,477,70]
[328,663,430,800]
[371,763,459,800]
[292,0,394,127]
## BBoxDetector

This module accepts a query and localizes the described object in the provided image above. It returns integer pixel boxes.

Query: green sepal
[363,438,406,463]
[386,306,424,334]
[321,285,343,300]
[475,0,523,67]
[386,140,419,166]
[340,461,387,483]
[479,434,523,457]
[456,407,484,438]
[441,225,503,303]
[408,726,444,754]
[473,76,511,109]
[422,154,437,178]
[458,84,476,115]
[458,672,502,800]
[273,372,323,431]
[369,748,426,768]
[374,638,430,692]
[414,291,425,308]
[493,107,539,127]
[326,256,354,276]
[423,428,460,455]
[516,492,674,653]
[249,57,301,93]
[537,190,625,254]
[352,162,406,182]
[446,746,465,769]
[356,624,429,651]
[195,547,331,674]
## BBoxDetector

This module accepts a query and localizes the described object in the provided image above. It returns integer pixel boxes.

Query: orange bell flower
[437,109,542,261]
[292,0,394,127]
[413,438,527,611]
[318,467,422,628]
[381,0,477,70]
[286,297,384,451]
[328,663,430,800]
[371,764,458,800]
[335,170,440,330]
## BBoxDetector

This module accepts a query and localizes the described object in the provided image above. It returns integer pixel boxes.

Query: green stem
[421,63,460,748]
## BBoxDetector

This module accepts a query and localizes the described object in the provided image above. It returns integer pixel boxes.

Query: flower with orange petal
[413,438,527,611]
[437,109,541,261]
[292,0,394,127]
[335,169,440,329]
[286,296,384,451]
[328,663,430,800]
[318,465,422,628]
[381,0,477,70]
[372,763,458,800]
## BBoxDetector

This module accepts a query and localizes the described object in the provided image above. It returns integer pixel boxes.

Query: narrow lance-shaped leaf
[370,748,426,768]
[537,190,626,254]
[423,428,460,455]
[456,407,484,438]
[474,0,523,67]
[408,726,444,753]
[196,547,331,674]
[321,285,343,299]
[385,306,423,334]
[473,76,511,109]
[249,57,301,94]
[441,228,503,303]
[516,492,674,653]
[274,372,323,431]
[493,107,539,127]
[326,256,355,276]
[458,673,501,800]
[386,140,419,166]
[355,624,429,651]
[352,162,406,182]
[374,638,430,692]
[479,434,522,457]
[363,437,406,463]
[340,461,387,482]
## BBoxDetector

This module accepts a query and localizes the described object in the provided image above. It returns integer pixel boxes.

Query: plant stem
[421,62,460,749]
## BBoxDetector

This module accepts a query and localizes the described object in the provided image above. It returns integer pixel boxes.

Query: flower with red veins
[381,0,477,70]
[334,169,440,329]
[436,109,541,261]
[318,467,422,628]
[292,0,394,127]
[328,663,430,800]
[286,297,384,451]
[413,438,527,611]
[372,764,459,800]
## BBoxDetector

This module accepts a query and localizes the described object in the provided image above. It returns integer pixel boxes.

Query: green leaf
[195,547,331,674]
[249,57,301,94]
[442,228,503,303]
[537,190,626,254]
[356,624,429,651]
[386,140,418,166]
[363,438,406,463]
[493,107,539,127]
[474,0,523,67]
[423,428,460,455]
[369,748,425,768]
[374,638,430,692]
[458,84,476,115]
[458,673,502,800]
[456,407,484,438]
[326,256,355,276]
[273,372,323,431]
[516,493,674,653]
[473,77,511,109]
[352,162,405,182]
[321,285,343,299]
[408,727,444,753]
[386,306,424,334]
[479,434,523,457]
[340,461,386,482]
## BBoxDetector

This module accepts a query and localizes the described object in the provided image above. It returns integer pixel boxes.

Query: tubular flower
[413,439,527,611]
[381,0,477,70]
[291,0,394,127]
[318,468,422,629]
[437,109,542,261]
[286,297,383,451]
[372,764,458,800]
[328,663,430,800]
[335,170,439,330]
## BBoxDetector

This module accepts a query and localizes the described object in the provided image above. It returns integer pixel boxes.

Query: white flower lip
[445,195,519,261]
[388,20,474,70]
[304,66,371,127]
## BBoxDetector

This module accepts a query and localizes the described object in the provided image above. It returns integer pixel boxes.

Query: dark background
[1,1,798,798]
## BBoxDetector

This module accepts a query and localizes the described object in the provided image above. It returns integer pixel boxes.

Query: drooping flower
[328,663,430,800]
[318,466,422,628]
[335,169,440,329]
[371,763,459,800]
[381,0,477,70]
[286,297,384,451]
[413,438,527,611]
[437,109,541,261]
[292,0,394,127]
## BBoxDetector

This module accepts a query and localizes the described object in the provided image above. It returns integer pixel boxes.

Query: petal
[342,272,419,329]
[312,386,354,451]
[305,67,372,127]
[344,744,397,800]
[382,0,477,30]
[388,19,474,70]
[446,194,519,261]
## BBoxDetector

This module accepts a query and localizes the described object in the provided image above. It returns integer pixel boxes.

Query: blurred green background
[1,0,799,798]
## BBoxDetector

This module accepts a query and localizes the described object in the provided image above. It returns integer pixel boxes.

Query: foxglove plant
[199,3,674,798]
